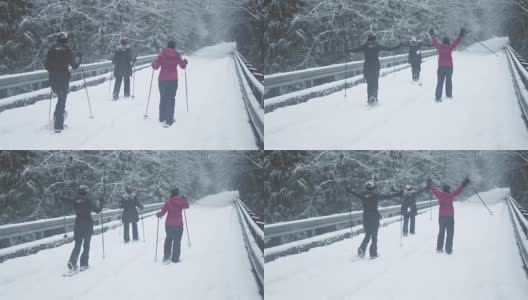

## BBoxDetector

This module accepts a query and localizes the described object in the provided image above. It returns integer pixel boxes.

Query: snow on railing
[0,54,159,100]
[235,198,263,291]
[505,46,528,120]
[263,49,437,110]
[265,199,438,248]
[506,196,528,270]
[0,202,164,248]
[233,51,264,146]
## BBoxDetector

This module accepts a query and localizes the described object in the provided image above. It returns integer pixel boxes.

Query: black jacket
[349,188,401,219]
[407,41,423,65]
[350,41,401,67]
[395,187,427,216]
[113,45,134,76]
[73,195,101,224]
[45,42,80,73]
[120,192,143,223]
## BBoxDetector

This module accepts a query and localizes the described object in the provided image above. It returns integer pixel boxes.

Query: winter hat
[78,185,90,195]
[365,181,375,191]
[367,33,376,41]
[167,40,176,49]
[405,185,413,191]
[170,187,180,197]
[120,37,129,45]
[442,184,451,193]
[411,36,417,42]
[57,32,68,43]
[442,37,450,44]
[125,185,135,193]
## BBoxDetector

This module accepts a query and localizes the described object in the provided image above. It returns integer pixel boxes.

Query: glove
[460,27,466,37]
[462,177,471,187]
[133,57,137,64]
[155,212,160,218]
[183,59,188,65]
[426,178,433,187]
[429,28,434,36]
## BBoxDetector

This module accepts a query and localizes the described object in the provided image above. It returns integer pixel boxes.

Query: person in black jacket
[67,185,102,273]
[44,32,81,133]
[349,33,402,104]
[112,37,136,100]
[397,184,428,236]
[407,37,423,82]
[348,181,401,259]
[120,185,143,243]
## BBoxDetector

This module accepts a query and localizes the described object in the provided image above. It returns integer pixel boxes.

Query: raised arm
[349,43,366,53]
[156,200,169,217]
[69,49,80,70]
[450,34,463,50]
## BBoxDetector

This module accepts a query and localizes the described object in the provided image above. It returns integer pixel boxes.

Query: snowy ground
[265,188,528,300]
[265,37,528,150]
[0,191,260,300]
[0,43,257,150]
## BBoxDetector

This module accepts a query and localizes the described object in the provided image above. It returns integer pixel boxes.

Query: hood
[168,195,186,206]
[161,48,179,60]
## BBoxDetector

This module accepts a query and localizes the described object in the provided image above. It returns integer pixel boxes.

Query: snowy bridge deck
[0,192,261,300]
[264,189,528,300]
[265,38,528,149]
[0,43,261,150]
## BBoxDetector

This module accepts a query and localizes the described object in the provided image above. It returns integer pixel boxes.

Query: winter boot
[67,262,77,272]
[436,249,444,253]
[80,266,89,272]
[357,247,365,258]
[113,94,119,101]
[435,97,442,103]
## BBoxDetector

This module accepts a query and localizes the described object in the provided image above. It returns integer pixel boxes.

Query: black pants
[164,225,183,261]
[411,63,421,81]
[68,220,93,267]
[435,66,453,98]
[437,216,455,253]
[113,74,130,98]
[158,80,178,125]
[403,214,415,234]
[364,64,380,100]
[124,221,138,242]
[49,72,70,130]
[359,215,380,257]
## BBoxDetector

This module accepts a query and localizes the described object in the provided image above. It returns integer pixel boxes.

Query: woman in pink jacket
[152,40,188,127]
[427,177,470,255]
[156,188,189,263]
[429,27,465,102]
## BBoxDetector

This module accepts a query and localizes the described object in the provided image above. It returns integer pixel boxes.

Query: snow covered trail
[0,191,260,300]
[265,37,528,150]
[0,43,257,150]
[265,188,528,300]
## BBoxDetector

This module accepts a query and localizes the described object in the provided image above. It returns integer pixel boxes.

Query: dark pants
[435,66,453,99]
[364,64,380,100]
[124,221,138,242]
[411,63,421,81]
[403,214,415,234]
[437,216,455,253]
[113,74,130,98]
[49,72,70,130]
[68,220,93,267]
[158,80,178,125]
[164,225,183,262]
[359,215,380,257]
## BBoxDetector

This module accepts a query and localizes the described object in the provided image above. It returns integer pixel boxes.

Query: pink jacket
[432,35,462,67]
[152,48,187,81]
[430,185,465,216]
[156,196,189,226]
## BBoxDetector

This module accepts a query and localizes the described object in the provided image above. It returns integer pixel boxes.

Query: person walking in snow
[349,33,402,105]
[120,185,143,243]
[406,36,424,82]
[348,181,402,259]
[427,177,470,254]
[397,184,428,236]
[112,37,136,100]
[155,188,189,263]
[44,32,82,133]
[429,27,466,102]
[151,40,188,127]
[67,185,102,273]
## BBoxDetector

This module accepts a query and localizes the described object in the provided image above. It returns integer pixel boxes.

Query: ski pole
[468,34,496,55]
[61,200,67,238]
[100,209,105,259]
[184,209,191,248]
[108,70,113,95]
[399,214,403,247]
[80,66,94,119]
[185,69,189,112]
[132,62,136,98]
[348,210,354,238]
[48,90,53,122]
[144,69,155,119]
[344,52,348,100]
[470,184,494,216]
[141,210,146,242]
[155,216,160,262]
[429,197,432,220]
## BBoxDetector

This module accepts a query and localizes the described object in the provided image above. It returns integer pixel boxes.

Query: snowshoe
[357,247,365,258]
[79,266,89,272]
[436,249,444,253]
